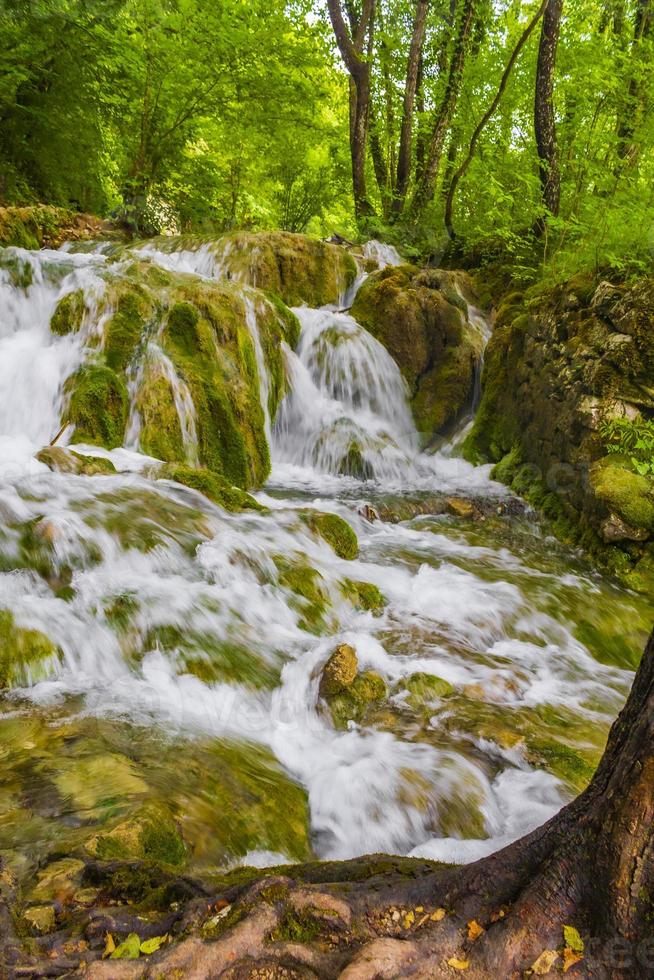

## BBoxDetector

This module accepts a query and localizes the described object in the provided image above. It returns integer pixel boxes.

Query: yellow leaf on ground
[530,949,559,975]
[140,935,168,955]
[563,947,584,973]
[467,919,484,941]
[563,925,584,953]
[447,957,470,971]
[431,908,446,921]
[415,906,424,913]
[403,910,415,928]
[102,933,115,959]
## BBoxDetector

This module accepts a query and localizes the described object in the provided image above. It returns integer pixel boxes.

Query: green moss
[36,445,116,475]
[404,672,455,706]
[309,512,359,560]
[411,343,477,442]
[328,671,387,729]
[0,253,34,289]
[104,289,150,372]
[166,301,200,355]
[157,463,263,512]
[0,609,61,687]
[87,803,186,869]
[524,738,596,794]
[79,487,210,553]
[136,371,185,463]
[66,363,128,449]
[146,626,279,688]
[50,289,86,336]
[590,458,654,532]
[341,579,386,612]
[276,558,330,632]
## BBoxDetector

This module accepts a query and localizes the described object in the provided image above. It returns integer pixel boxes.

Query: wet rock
[445,497,476,519]
[85,803,186,868]
[319,644,358,697]
[358,504,379,522]
[29,858,85,903]
[404,673,455,707]
[0,609,61,688]
[23,904,56,934]
[341,579,386,613]
[327,671,387,729]
[308,512,359,560]
[590,458,654,540]
[601,513,650,543]
[36,445,117,475]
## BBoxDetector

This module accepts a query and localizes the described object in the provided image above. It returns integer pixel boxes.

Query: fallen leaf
[110,933,141,960]
[447,957,469,971]
[563,925,584,953]
[140,935,168,955]
[489,908,506,923]
[415,906,424,913]
[431,908,446,921]
[529,949,559,975]
[403,910,415,928]
[102,933,115,959]
[467,919,484,941]
[416,913,430,929]
[563,947,583,973]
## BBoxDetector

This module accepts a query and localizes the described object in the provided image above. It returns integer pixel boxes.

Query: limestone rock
[319,644,358,697]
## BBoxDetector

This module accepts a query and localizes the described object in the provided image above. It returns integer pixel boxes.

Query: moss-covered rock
[157,463,263,512]
[327,671,387,729]
[319,644,358,697]
[50,289,86,336]
[589,458,654,537]
[86,802,186,868]
[277,558,331,633]
[0,205,122,249]
[308,512,359,560]
[36,445,116,475]
[341,579,386,613]
[351,265,484,444]
[404,672,455,707]
[66,363,128,449]
[0,610,61,688]
[136,367,186,464]
[103,285,153,372]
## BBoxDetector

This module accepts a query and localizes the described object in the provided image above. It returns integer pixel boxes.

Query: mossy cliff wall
[350,265,485,446]
[465,274,654,589]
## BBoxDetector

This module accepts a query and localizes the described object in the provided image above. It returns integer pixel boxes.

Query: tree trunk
[615,0,653,166]
[409,0,476,223]
[393,0,429,215]
[445,0,548,240]
[534,0,564,233]
[327,0,376,219]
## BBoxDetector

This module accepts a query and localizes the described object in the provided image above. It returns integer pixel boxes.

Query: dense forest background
[0,0,653,280]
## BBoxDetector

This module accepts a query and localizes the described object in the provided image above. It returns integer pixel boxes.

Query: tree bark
[393,0,429,215]
[409,0,476,223]
[616,0,653,166]
[534,0,564,233]
[445,0,549,240]
[327,0,376,219]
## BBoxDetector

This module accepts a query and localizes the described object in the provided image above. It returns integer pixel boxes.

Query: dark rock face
[465,274,654,588]
[350,265,485,446]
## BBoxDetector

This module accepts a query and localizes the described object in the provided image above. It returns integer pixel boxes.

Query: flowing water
[0,239,651,888]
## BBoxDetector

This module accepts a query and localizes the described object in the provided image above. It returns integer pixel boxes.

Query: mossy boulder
[308,512,359,560]
[136,366,186,463]
[50,289,86,336]
[65,363,128,449]
[341,579,386,613]
[277,558,331,633]
[86,802,186,868]
[103,284,153,372]
[0,610,61,687]
[327,671,387,729]
[0,205,120,249]
[36,445,116,475]
[213,232,357,307]
[404,672,455,708]
[157,463,263,512]
[319,644,358,697]
[146,625,278,688]
[589,457,654,539]
[351,265,484,444]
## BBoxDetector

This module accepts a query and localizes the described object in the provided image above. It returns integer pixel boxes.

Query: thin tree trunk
[616,0,653,165]
[534,0,564,233]
[327,0,376,219]
[409,0,476,223]
[445,0,549,240]
[393,0,429,215]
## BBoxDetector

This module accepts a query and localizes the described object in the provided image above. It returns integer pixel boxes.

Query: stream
[0,238,651,890]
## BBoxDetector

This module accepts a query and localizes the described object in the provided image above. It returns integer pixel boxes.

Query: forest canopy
[0,0,653,279]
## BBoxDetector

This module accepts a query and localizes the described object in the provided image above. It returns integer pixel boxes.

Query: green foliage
[601,417,654,476]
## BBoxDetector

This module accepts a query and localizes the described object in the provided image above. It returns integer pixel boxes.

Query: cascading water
[0,235,650,888]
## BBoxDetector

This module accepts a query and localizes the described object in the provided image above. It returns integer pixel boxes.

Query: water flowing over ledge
[0,234,650,893]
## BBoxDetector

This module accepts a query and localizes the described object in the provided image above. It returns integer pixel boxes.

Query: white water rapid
[0,236,649,882]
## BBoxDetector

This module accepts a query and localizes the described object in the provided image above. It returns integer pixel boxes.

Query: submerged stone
[157,463,263,512]
[308,512,359,560]
[36,445,116,475]
[341,579,386,613]
[404,672,455,707]
[86,801,186,868]
[0,610,61,688]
